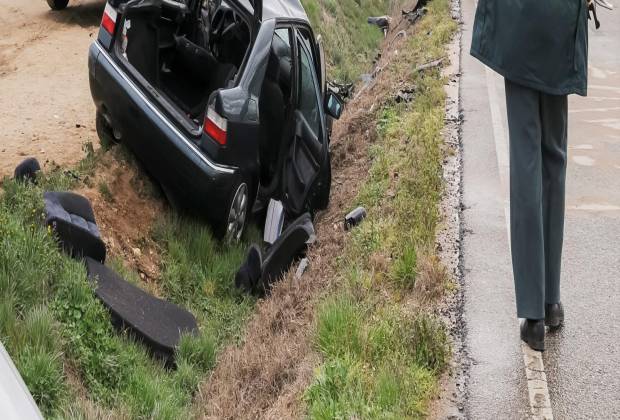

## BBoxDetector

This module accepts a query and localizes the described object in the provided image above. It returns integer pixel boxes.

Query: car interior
[258,28,293,187]
[119,0,251,122]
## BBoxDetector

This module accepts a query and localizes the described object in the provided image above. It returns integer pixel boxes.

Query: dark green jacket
[471,0,588,96]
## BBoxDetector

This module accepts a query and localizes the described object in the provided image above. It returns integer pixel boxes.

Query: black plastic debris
[402,5,428,25]
[86,258,198,363]
[235,244,263,294]
[14,158,41,183]
[236,213,316,294]
[44,192,107,263]
[368,15,392,36]
[260,213,315,291]
[344,207,368,231]
[395,87,416,103]
[328,81,355,101]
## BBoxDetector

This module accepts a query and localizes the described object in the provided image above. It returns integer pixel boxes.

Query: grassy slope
[0,1,394,418]
[304,0,457,417]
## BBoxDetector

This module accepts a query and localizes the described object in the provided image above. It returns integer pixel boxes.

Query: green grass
[305,0,457,417]
[0,174,259,418]
[302,0,397,82]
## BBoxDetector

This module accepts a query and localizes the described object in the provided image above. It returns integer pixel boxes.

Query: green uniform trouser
[505,79,568,320]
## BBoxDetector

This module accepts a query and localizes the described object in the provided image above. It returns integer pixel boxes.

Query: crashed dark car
[88,0,343,242]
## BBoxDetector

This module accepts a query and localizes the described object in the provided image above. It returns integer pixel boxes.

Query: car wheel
[95,112,119,149]
[47,0,69,10]
[224,182,250,245]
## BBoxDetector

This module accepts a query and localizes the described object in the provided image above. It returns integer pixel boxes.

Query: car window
[297,42,322,138]
[275,28,291,47]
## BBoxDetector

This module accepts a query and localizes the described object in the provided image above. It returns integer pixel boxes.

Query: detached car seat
[44,192,106,263]
[86,258,198,362]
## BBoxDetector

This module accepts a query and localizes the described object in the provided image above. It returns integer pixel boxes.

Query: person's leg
[540,93,568,306]
[504,79,545,320]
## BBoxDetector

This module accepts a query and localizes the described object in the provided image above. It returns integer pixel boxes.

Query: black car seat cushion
[259,213,315,292]
[44,192,106,263]
[14,158,41,182]
[235,244,263,293]
[85,258,198,361]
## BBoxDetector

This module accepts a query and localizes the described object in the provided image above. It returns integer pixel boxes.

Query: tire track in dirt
[0,0,104,178]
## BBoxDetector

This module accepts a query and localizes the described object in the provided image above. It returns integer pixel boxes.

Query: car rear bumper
[88,42,240,224]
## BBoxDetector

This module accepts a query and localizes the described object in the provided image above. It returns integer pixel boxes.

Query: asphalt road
[460,1,620,419]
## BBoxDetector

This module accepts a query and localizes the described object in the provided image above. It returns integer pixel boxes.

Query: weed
[98,181,114,203]
[315,296,363,358]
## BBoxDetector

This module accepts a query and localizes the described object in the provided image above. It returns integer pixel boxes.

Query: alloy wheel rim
[226,183,248,244]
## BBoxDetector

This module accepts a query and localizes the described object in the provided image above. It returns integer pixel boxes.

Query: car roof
[236,0,309,22]
[263,0,308,21]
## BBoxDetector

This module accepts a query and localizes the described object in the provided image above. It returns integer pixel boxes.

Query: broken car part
[344,207,368,231]
[89,0,338,240]
[86,258,198,363]
[13,158,41,183]
[235,244,263,293]
[237,213,315,294]
[295,257,309,281]
[367,15,392,36]
[259,212,316,292]
[44,192,107,263]
[263,199,285,245]
[0,342,43,420]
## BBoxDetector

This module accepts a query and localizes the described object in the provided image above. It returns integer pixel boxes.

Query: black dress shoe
[520,319,545,351]
[545,303,564,329]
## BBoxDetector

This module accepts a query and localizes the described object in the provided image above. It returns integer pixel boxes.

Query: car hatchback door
[282,30,329,216]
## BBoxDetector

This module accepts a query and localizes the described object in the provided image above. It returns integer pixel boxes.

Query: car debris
[86,258,198,364]
[395,86,416,103]
[236,213,316,294]
[344,207,368,231]
[402,1,429,25]
[328,81,355,101]
[415,57,446,72]
[263,199,285,245]
[295,257,309,281]
[89,0,344,243]
[13,158,40,183]
[43,189,198,363]
[367,15,392,36]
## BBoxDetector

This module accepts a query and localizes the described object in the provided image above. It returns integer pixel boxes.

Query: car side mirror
[325,91,344,120]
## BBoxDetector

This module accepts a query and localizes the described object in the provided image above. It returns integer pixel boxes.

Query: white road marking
[569,144,594,150]
[572,155,596,166]
[569,106,620,113]
[589,84,620,93]
[484,66,555,420]
[568,203,620,212]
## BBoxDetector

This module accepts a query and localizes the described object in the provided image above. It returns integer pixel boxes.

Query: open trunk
[117,0,252,124]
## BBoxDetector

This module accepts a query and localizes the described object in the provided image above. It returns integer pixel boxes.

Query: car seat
[86,257,198,363]
[170,35,238,118]
[258,35,292,184]
[44,192,107,263]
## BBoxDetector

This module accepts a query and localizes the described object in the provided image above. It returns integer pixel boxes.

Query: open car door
[282,34,329,215]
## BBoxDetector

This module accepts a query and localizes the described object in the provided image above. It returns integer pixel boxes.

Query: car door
[282,30,329,215]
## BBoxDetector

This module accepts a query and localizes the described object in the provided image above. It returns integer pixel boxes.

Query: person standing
[470,0,589,351]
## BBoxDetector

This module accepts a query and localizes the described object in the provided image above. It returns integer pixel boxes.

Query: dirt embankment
[0,0,103,178]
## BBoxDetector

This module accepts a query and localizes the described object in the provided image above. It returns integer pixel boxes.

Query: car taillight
[101,3,118,35]
[204,107,228,146]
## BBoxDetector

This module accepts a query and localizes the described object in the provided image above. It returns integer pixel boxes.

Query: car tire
[47,0,69,10]
[220,180,251,245]
[95,112,119,149]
